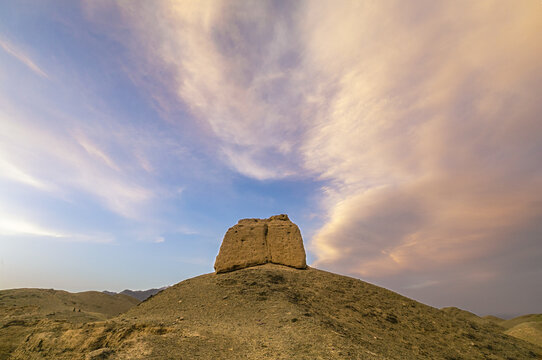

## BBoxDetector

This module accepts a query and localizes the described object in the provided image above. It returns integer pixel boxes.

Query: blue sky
[1,1,541,318]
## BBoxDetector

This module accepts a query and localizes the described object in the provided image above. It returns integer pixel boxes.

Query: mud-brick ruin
[214,214,307,273]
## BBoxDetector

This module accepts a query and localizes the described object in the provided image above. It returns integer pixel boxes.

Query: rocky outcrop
[214,214,307,273]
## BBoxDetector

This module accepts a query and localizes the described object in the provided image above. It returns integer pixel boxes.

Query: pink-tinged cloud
[304,1,542,279]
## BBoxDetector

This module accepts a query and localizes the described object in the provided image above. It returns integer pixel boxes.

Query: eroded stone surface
[214,214,306,273]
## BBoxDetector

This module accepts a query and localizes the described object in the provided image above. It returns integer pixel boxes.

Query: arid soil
[3,264,540,359]
[0,289,139,359]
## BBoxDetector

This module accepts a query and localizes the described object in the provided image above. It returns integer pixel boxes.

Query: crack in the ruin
[263,224,271,262]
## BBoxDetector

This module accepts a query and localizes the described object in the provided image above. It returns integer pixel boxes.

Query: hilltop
[8,264,541,359]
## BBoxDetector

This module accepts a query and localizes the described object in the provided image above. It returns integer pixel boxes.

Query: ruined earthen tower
[214,214,307,273]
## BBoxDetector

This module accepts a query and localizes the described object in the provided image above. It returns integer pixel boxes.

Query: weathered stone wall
[214,214,307,273]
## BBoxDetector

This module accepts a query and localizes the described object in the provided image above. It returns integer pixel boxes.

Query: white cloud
[0,214,113,243]
[0,155,51,191]
[0,217,65,238]
[154,236,165,243]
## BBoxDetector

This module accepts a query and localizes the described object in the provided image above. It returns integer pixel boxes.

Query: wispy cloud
[0,108,153,219]
[85,0,310,180]
[81,1,542,313]
[0,0,539,313]
[0,155,51,191]
[0,214,113,243]
[153,236,165,243]
[0,37,49,79]
[75,134,120,171]
[404,280,440,290]
[0,217,65,238]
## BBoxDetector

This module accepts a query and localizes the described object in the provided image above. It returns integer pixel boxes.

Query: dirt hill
[440,310,542,348]
[6,264,541,359]
[496,314,542,348]
[0,288,139,359]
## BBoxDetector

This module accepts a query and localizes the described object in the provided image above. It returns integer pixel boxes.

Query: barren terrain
[2,264,540,359]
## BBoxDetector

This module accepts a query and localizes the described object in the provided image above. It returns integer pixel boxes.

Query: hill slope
[456,312,542,348]
[0,288,139,359]
[8,264,541,359]
[497,314,542,348]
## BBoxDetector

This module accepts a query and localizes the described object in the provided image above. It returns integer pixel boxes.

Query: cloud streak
[0,217,65,238]
[0,37,49,79]
[0,106,154,219]
[75,134,121,172]
[0,155,51,191]
[0,214,113,243]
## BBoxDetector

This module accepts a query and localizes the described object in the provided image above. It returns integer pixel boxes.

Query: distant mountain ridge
[103,287,167,301]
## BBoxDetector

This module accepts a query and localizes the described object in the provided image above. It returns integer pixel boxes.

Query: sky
[0,1,541,318]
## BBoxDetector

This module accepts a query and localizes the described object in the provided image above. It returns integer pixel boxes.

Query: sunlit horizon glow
[1,1,541,318]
